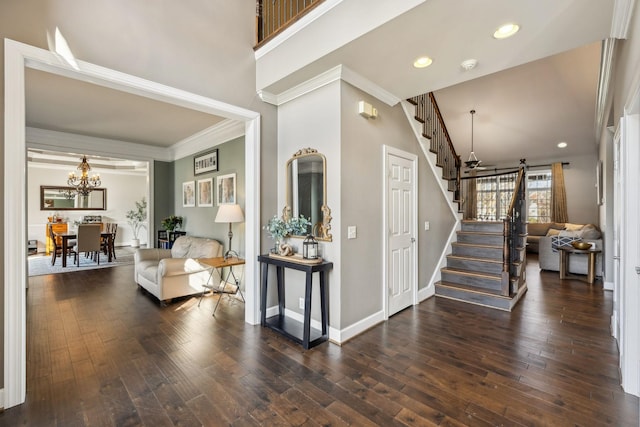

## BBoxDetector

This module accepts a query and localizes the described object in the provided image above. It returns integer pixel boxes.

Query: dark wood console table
[258,254,333,349]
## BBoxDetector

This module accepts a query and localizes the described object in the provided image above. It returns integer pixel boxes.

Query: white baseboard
[418,283,435,302]
[604,281,614,291]
[0,388,4,410]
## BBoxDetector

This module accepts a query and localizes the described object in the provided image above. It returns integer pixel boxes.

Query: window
[527,170,552,223]
[475,173,517,220]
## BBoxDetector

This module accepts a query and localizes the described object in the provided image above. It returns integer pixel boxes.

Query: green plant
[161,215,183,231]
[126,198,147,240]
[264,215,311,241]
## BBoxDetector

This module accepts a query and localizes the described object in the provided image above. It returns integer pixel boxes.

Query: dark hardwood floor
[1,256,637,426]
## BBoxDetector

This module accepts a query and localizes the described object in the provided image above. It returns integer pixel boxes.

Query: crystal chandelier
[68,155,101,196]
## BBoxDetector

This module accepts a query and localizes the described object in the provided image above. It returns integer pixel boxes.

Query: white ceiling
[23,0,618,168]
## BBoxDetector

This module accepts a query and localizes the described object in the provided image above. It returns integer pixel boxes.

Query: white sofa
[538,223,603,277]
[134,236,223,304]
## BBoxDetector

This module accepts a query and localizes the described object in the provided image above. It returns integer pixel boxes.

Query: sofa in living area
[531,222,603,277]
[134,235,223,304]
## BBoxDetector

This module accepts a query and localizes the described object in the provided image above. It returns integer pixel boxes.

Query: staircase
[436,220,527,311]
[407,92,528,311]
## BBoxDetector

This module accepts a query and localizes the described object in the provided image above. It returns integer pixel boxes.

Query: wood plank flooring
[0,256,637,426]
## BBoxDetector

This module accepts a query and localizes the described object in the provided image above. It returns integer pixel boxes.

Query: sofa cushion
[171,236,221,259]
[579,224,601,240]
[546,228,562,236]
[528,223,552,236]
[564,223,584,231]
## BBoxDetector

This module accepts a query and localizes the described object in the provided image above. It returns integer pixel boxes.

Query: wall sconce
[358,101,378,119]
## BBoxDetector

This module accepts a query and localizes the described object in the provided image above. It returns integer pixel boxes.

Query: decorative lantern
[303,234,318,259]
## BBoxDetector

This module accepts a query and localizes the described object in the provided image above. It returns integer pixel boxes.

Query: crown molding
[258,65,400,107]
[611,0,636,39]
[25,127,170,161]
[171,119,245,160]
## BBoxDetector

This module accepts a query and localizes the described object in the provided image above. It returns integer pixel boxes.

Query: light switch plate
[348,226,357,239]
[424,221,430,231]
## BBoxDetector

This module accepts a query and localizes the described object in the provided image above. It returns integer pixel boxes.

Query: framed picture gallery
[197,178,213,207]
[182,181,196,207]
[194,149,218,175]
[217,173,236,205]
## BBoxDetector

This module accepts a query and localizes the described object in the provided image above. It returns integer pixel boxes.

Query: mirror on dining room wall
[284,148,332,241]
[40,186,107,211]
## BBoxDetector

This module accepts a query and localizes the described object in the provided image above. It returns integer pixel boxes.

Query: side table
[197,256,245,315]
[558,245,601,285]
[258,254,333,350]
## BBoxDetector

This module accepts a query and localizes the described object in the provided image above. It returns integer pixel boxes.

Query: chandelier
[68,155,101,196]
[464,109,482,169]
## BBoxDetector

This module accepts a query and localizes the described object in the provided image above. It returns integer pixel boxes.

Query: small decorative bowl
[571,241,592,250]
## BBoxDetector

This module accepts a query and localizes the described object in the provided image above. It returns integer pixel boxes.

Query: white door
[613,128,622,342]
[386,149,416,316]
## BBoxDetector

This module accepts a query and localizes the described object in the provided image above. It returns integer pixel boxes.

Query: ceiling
[24,0,617,167]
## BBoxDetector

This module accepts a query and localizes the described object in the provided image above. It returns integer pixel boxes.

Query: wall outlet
[299,297,305,310]
[424,221,430,231]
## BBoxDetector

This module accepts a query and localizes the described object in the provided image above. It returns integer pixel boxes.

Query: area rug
[28,247,136,276]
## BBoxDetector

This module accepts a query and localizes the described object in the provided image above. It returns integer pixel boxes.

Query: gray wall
[0,0,278,391]
[173,137,246,254]
[154,161,175,242]
[340,82,455,328]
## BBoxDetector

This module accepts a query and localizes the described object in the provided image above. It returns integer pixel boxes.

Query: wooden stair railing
[502,167,527,296]
[407,93,462,204]
[255,0,325,47]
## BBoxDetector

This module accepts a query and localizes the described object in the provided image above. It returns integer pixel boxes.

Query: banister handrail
[428,93,460,170]
[255,0,325,48]
[507,168,526,218]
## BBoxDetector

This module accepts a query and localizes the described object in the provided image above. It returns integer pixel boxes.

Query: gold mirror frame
[283,148,332,241]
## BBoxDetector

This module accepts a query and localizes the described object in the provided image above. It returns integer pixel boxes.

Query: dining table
[54,231,114,267]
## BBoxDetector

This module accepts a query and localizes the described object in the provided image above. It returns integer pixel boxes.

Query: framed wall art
[194,149,218,175]
[217,173,236,205]
[183,181,195,207]
[197,178,213,207]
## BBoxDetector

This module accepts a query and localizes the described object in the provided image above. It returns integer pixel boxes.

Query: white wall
[28,164,148,250]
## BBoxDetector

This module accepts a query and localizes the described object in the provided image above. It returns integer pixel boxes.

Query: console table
[157,230,186,249]
[258,254,333,350]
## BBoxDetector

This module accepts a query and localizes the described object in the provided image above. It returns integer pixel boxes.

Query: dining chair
[74,224,102,266]
[101,223,117,260]
[48,223,77,266]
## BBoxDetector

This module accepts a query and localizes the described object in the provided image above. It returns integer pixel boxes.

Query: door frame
[4,39,261,409]
[382,145,418,320]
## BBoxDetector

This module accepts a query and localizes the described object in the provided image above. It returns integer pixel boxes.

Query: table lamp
[215,204,244,259]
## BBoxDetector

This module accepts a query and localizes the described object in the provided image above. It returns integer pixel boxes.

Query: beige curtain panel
[550,162,568,223]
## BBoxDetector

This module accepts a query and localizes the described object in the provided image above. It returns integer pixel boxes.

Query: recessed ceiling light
[493,23,520,39]
[413,56,433,68]
[557,142,568,148]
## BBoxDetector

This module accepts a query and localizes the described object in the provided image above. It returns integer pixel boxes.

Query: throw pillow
[558,230,580,237]
[564,223,584,231]
[551,235,581,252]
[546,228,561,236]
[579,224,601,240]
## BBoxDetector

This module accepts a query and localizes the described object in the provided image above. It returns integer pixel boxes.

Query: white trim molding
[611,0,636,39]
[258,65,400,107]
[4,38,261,410]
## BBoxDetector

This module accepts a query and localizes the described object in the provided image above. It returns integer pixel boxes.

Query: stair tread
[462,220,503,224]
[435,281,509,298]
[447,255,502,263]
[441,267,501,279]
[452,242,502,249]
[457,230,503,236]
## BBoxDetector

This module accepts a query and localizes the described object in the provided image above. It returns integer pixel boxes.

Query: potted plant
[126,197,147,248]
[264,214,311,254]
[161,215,183,231]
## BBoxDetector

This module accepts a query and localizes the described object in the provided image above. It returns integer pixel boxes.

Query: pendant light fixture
[464,109,482,169]
[68,155,101,196]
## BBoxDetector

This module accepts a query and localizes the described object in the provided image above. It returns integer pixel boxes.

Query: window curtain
[550,162,568,223]
[463,171,477,220]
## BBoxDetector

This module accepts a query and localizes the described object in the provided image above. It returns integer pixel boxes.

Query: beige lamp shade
[215,204,244,223]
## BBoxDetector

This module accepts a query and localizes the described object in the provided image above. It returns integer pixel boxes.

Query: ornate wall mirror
[40,186,107,211]
[283,148,332,241]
